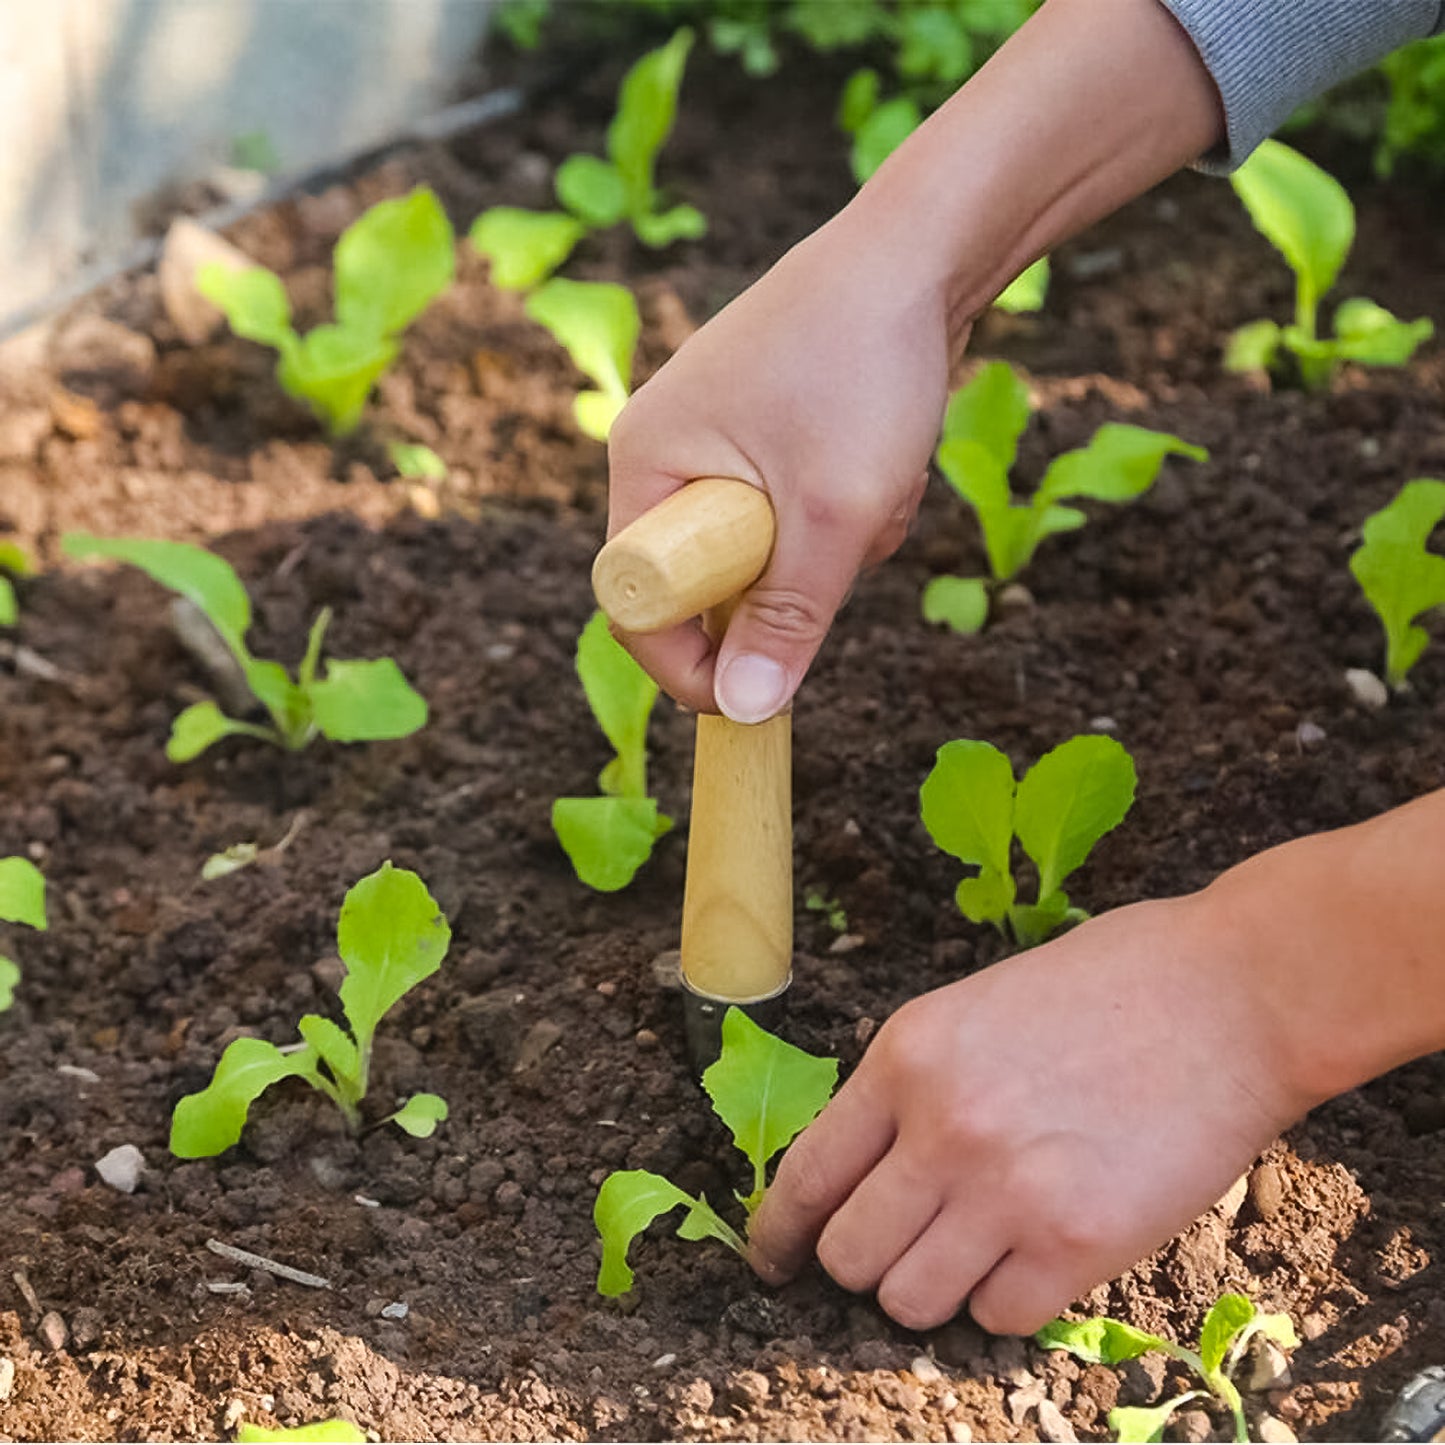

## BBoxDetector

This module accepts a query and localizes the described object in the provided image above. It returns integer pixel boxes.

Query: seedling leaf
[337,863,450,1048]
[608,29,694,215]
[203,843,261,880]
[576,611,656,786]
[1015,734,1137,901]
[595,1170,740,1296]
[196,263,294,349]
[388,441,448,480]
[850,95,921,183]
[555,156,629,229]
[633,202,707,249]
[941,361,1031,469]
[1224,318,1282,373]
[62,534,252,654]
[169,1037,318,1158]
[552,796,671,892]
[702,1007,839,1209]
[297,1014,361,1088]
[1036,1315,1172,1365]
[1199,1293,1255,1377]
[525,279,639,442]
[995,255,1051,315]
[0,577,14,626]
[0,957,18,1011]
[1349,477,1445,686]
[1333,296,1434,365]
[307,658,429,742]
[236,1421,367,1443]
[1040,425,1207,505]
[167,701,275,762]
[922,575,989,634]
[920,739,1016,925]
[470,207,586,291]
[1109,1394,1206,1444]
[334,186,456,337]
[389,1092,449,1138]
[0,856,47,930]
[1230,139,1354,316]
[277,322,399,437]
[0,540,32,576]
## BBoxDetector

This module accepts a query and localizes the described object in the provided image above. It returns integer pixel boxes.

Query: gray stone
[94,1143,145,1194]
[1344,668,1389,711]
[1256,1414,1298,1443]
[1249,1161,1287,1221]
[37,1311,67,1352]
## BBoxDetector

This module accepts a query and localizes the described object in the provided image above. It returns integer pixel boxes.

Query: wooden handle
[592,477,775,633]
[593,477,792,1005]
[681,712,792,1002]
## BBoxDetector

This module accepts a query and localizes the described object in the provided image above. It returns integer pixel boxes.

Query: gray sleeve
[1157,0,1445,171]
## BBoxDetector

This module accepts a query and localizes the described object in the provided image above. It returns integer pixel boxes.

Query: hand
[747,892,1312,1334]
[606,210,957,720]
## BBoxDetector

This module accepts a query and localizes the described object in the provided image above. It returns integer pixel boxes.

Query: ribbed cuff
[1157,0,1445,171]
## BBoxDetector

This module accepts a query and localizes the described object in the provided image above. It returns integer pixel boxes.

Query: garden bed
[4,45,1445,1444]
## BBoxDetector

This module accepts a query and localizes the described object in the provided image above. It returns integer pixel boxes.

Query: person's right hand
[606,208,961,720]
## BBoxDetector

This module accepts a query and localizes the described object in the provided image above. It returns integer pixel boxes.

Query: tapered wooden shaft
[592,477,792,1007]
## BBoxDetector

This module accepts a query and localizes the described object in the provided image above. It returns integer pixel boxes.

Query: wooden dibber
[592,478,792,1069]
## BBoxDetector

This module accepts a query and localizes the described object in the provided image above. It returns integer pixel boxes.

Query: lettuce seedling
[387,440,447,480]
[170,862,450,1154]
[994,256,1051,314]
[1226,140,1432,390]
[237,1420,365,1444]
[0,856,47,1012]
[61,533,427,761]
[525,279,640,442]
[0,540,33,626]
[839,67,922,184]
[594,1007,837,1295]
[470,30,704,290]
[1349,477,1445,689]
[199,186,455,435]
[1038,1293,1299,1443]
[921,734,1136,947]
[924,361,1206,633]
[553,610,672,891]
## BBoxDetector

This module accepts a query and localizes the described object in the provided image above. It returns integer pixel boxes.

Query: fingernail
[717,654,788,724]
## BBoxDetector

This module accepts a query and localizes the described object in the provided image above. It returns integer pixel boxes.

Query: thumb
[714,501,874,724]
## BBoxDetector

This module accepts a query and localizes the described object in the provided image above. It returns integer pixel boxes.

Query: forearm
[831,0,1225,357]
[1207,788,1445,1109]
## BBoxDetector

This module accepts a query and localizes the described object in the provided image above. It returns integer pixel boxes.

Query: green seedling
[170,862,450,1154]
[0,539,33,626]
[61,534,426,761]
[804,889,848,934]
[921,734,1136,947]
[839,67,922,184]
[199,186,455,435]
[236,1419,366,1443]
[553,611,672,891]
[0,856,47,1012]
[594,1007,837,1294]
[1349,477,1445,689]
[994,255,1050,314]
[1038,1293,1299,1443]
[470,30,704,290]
[387,441,447,480]
[1226,140,1432,390]
[525,279,639,441]
[924,361,1206,633]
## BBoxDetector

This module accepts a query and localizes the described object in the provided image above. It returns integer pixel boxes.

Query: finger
[875,1208,1010,1333]
[714,495,881,724]
[967,1252,1089,1338]
[610,617,718,713]
[747,1070,897,1285]
[813,1143,943,1295]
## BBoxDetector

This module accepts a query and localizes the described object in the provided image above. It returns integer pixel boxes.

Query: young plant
[198,186,455,434]
[1226,139,1432,390]
[805,889,848,934]
[994,255,1050,314]
[923,361,1206,633]
[838,67,922,184]
[594,1007,837,1294]
[0,857,47,1011]
[552,610,672,891]
[0,540,33,625]
[237,1422,365,1444]
[1038,1293,1299,1443]
[170,862,450,1155]
[469,29,704,290]
[61,533,427,761]
[1349,477,1445,689]
[921,734,1136,948]
[525,279,639,442]
[387,440,448,480]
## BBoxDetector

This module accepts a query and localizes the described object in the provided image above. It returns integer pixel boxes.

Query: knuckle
[816,1230,877,1295]
[744,587,830,646]
[877,1280,957,1333]
[773,1143,836,1221]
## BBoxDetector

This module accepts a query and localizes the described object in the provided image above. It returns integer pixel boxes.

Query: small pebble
[380,1301,409,1321]
[1216,1173,1249,1222]
[949,1423,973,1444]
[223,1400,245,1431]
[1249,1161,1287,1221]
[911,1355,944,1385]
[651,950,682,991]
[0,1358,14,1402]
[828,933,866,955]
[94,1144,145,1194]
[1174,1407,1214,1443]
[1256,1414,1298,1443]
[1296,720,1327,750]
[1245,1337,1293,1392]
[652,1353,676,1370]
[38,1311,68,1352]
[1036,1399,1078,1443]
[635,1028,659,1050]
[596,980,618,997]
[1344,667,1389,711]
[1088,716,1119,734]
[996,582,1035,613]
[311,956,346,992]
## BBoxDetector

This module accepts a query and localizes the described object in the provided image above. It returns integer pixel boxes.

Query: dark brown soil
[4,45,1445,1445]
